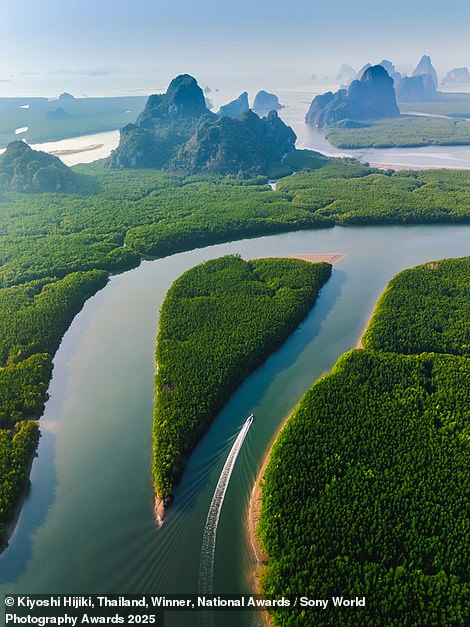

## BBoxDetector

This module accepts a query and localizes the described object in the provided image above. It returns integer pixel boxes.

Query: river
[277,89,470,169]
[5,85,470,169]
[1,224,469,626]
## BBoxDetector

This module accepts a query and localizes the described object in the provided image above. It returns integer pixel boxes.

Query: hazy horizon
[1,0,469,97]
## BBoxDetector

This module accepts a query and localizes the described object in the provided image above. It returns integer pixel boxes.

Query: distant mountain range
[306,65,399,128]
[307,55,450,128]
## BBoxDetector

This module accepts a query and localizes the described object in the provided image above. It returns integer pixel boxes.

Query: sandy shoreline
[247,411,295,626]
[248,253,344,264]
[154,496,167,528]
[370,161,470,171]
[247,274,368,614]
[245,252,343,619]
[356,305,378,348]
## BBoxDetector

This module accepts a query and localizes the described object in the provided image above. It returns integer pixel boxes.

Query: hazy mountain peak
[413,55,438,88]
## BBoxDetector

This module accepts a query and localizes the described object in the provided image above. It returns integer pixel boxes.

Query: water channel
[2,84,470,624]
[1,224,469,626]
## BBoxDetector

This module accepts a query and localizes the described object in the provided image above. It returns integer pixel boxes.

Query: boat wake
[199,414,254,596]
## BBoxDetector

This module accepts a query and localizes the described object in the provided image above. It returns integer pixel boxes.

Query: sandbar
[370,161,470,171]
[50,143,104,157]
[248,253,344,264]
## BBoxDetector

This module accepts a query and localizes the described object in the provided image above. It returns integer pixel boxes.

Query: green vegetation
[0,421,39,541]
[258,257,470,626]
[153,255,331,502]
[363,258,470,355]
[0,270,107,538]
[0,96,147,147]
[325,116,470,148]
[1,148,470,545]
[399,94,470,118]
[0,141,76,193]
[268,149,331,179]
[0,271,108,368]
[277,163,470,224]
[0,162,333,287]
[0,270,108,430]
[322,94,470,149]
[2,158,470,291]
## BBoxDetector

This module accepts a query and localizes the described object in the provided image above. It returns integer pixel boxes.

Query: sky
[0,0,469,95]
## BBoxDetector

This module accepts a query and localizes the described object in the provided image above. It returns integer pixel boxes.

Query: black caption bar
[3,594,288,626]
[4,594,366,624]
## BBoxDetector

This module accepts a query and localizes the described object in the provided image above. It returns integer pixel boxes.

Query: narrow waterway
[3,87,470,170]
[277,90,470,169]
[1,225,469,626]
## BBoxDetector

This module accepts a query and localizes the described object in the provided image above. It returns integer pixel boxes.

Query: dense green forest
[1,159,470,289]
[1,150,470,545]
[153,255,331,503]
[0,96,147,147]
[0,421,39,541]
[258,257,470,626]
[362,258,470,355]
[325,116,470,148]
[277,163,470,224]
[0,154,338,544]
[0,270,107,538]
[0,161,333,287]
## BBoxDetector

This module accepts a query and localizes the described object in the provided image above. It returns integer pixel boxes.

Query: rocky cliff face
[443,67,470,83]
[353,64,371,82]
[253,91,283,112]
[137,74,210,129]
[175,110,296,176]
[46,107,71,120]
[108,74,214,169]
[379,60,401,86]
[306,65,400,127]
[0,141,76,193]
[108,75,296,176]
[396,75,437,102]
[305,92,336,125]
[412,55,438,88]
[218,92,250,118]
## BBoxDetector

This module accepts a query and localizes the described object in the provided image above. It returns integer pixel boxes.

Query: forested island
[306,58,470,149]
[257,257,470,625]
[2,150,470,545]
[324,116,470,149]
[153,255,331,519]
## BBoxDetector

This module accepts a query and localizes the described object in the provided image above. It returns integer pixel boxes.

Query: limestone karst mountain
[108,75,295,176]
[0,141,76,192]
[306,65,399,127]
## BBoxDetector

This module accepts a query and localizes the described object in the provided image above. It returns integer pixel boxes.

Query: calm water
[1,225,469,625]
[276,89,470,169]
[5,84,470,169]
